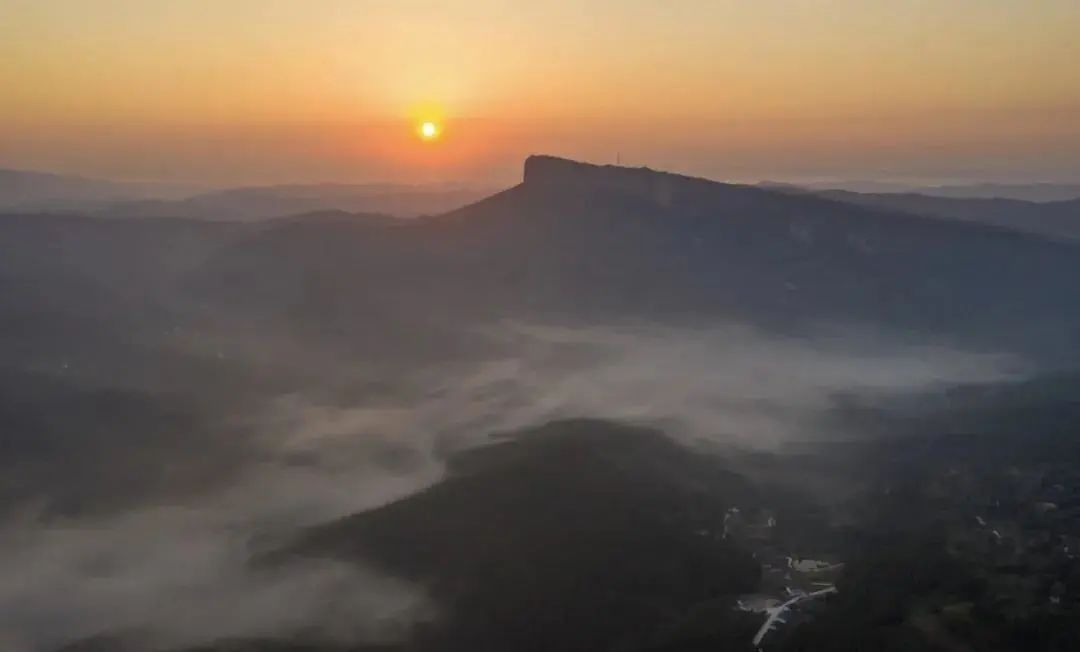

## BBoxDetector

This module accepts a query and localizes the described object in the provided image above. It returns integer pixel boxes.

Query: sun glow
[419,121,440,141]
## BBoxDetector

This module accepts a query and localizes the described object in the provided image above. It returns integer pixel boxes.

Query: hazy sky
[3,0,1079,185]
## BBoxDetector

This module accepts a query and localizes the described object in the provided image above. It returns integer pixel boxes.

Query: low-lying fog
[0,320,1026,650]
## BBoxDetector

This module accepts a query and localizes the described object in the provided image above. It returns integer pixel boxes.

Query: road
[751,586,837,649]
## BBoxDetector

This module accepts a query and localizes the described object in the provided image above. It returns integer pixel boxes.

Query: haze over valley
[4,2,1080,650]
[2,154,1078,650]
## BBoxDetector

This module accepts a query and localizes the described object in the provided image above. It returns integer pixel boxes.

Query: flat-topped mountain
[183,155,1080,360]
[4,156,1080,368]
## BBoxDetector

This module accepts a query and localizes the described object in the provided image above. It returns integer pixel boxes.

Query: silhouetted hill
[190,155,1080,360]
[911,182,1080,202]
[269,210,400,228]
[768,180,1080,202]
[0,168,124,208]
[292,419,761,652]
[104,183,491,220]
[812,189,1080,241]
[5,155,1080,386]
[0,168,201,211]
[0,167,489,219]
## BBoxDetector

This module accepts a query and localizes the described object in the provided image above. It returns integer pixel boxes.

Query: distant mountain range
[7,165,1078,227]
[768,180,1080,202]
[204,156,1080,355]
[4,155,1077,369]
[0,168,202,210]
[0,168,491,219]
[762,183,1080,242]
[103,183,493,220]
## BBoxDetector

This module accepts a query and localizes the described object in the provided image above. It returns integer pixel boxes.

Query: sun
[418,121,440,141]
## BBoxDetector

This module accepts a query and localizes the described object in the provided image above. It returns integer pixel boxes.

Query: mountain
[0,168,133,211]
[910,182,1080,202]
[788,180,1080,202]
[0,168,201,211]
[5,155,1080,370]
[0,168,120,208]
[188,155,1080,361]
[5,154,1080,510]
[0,167,491,219]
[103,183,492,220]
[6,156,1080,651]
[811,189,1080,242]
[16,154,1080,509]
[290,419,763,652]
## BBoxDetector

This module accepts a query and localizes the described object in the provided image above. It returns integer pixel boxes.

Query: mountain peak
[522,155,705,207]
[524,155,662,186]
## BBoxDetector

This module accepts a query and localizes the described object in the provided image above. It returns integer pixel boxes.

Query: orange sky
[3,0,1079,185]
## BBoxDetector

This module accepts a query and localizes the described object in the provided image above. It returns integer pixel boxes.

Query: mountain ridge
[4,155,1079,366]
[496,156,1075,244]
[177,155,1080,362]
[758,179,1080,241]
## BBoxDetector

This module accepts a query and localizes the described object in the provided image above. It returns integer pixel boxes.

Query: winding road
[751,586,838,649]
